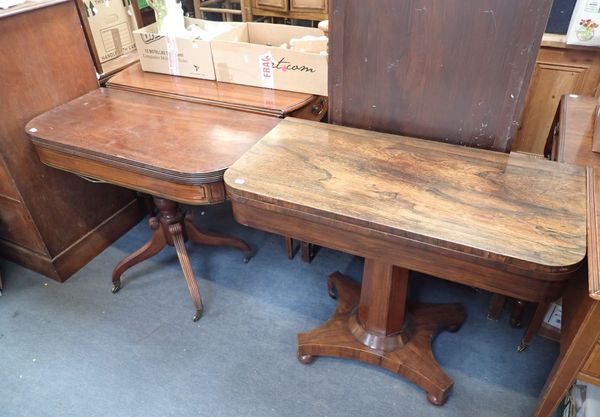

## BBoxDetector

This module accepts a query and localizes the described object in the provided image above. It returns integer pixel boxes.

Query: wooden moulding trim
[227,195,574,302]
[587,166,600,300]
[30,139,225,185]
[105,84,288,118]
[51,198,143,279]
[0,199,142,281]
[35,147,226,206]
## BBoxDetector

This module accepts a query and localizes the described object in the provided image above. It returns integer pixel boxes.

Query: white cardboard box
[210,23,328,96]
[133,18,240,80]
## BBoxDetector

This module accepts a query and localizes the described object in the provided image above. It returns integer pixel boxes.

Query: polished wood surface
[328,0,551,153]
[106,63,318,117]
[553,95,600,167]
[532,167,600,417]
[27,88,280,195]
[225,118,586,404]
[227,118,586,274]
[0,0,142,281]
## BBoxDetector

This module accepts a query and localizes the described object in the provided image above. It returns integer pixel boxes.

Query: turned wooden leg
[297,259,466,406]
[487,293,506,320]
[168,222,204,321]
[184,213,252,262]
[111,216,167,293]
[510,299,528,328]
[518,301,550,352]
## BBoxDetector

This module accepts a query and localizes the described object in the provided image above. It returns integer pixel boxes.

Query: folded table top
[27,88,281,185]
[225,118,587,275]
[106,63,316,118]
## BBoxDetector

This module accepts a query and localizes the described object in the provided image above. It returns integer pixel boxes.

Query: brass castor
[192,309,203,322]
[243,252,252,264]
[426,391,447,406]
[517,340,529,352]
[111,282,121,294]
[297,352,316,365]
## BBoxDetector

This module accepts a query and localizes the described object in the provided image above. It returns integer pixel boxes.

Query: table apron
[230,198,577,303]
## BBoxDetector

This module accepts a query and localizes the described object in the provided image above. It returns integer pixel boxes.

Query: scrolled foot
[426,391,447,406]
[111,281,121,294]
[192,309,203,322]
[517,341,529,352]
[297,351,315,365]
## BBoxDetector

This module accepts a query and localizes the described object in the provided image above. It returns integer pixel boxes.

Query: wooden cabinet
[0,0,143,282]
[514,35,600,155]
[253,0,288,11]
[246,0,327,21]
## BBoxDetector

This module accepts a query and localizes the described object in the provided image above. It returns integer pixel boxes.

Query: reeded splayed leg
[297,259,466,406]
[184,212,252,262]
[111,215,167,294]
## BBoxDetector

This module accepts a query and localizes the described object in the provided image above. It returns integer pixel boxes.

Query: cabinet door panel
[515,62,585,154]
[291,0,327,13]
[253,0,288,11]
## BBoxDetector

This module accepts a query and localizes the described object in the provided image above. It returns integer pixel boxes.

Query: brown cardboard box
[133,18,240,80]
[210,23,328,96]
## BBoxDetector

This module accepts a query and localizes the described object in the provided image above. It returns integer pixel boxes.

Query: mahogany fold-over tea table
[224,118,587,405]
[26,88,279,321]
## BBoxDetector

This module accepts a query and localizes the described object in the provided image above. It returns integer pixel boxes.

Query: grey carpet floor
[0,203,558,417]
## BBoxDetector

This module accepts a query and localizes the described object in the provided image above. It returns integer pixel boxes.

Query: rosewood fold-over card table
[26,88,280,321]
[224,118,587,405]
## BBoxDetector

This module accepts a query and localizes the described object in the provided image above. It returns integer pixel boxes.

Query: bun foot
[192,309,203,322]
[446,323,462,333]
[111,282,121,294]
[427,391,447,406]
[297,351,315,365]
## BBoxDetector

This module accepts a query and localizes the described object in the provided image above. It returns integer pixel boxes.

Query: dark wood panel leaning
[328,0,552,152]
[28,88,281,320]
[0,0,142,281]
[225,118,586,405]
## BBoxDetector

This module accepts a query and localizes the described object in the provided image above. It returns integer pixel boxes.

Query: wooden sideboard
[0,0,142,281]
[515,35,600,155]
[243,0,327,21]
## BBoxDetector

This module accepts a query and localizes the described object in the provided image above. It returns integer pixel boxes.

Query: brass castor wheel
[297,351,315,365]
[426,391,447,406]
[111,282,121,294]
[192,309,203,322]
[510,317,523,328]
[517,341,529,352]
[243,251,253,264]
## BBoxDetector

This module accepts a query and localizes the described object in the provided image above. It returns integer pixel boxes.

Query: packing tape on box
[165,35,181,76]
[259,51,275,89]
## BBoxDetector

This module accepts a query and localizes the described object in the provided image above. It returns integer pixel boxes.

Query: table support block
[297,265,466,406]
[111,196,251,321]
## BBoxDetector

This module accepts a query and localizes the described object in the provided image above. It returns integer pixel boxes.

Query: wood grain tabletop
[225,118,586,273]
[106,63,315,117]
[27,88,280,184]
